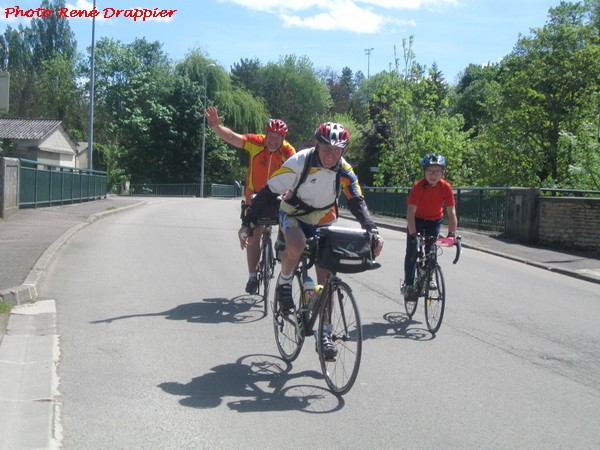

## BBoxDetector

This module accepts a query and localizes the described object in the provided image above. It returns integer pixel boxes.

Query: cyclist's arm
[406,204,417,237]
[244,185,279,225]
[445,204,458,235]
[346,196,376,232]
[205,106,244,148]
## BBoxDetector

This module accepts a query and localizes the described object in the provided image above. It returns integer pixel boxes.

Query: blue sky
[2,0,563,83]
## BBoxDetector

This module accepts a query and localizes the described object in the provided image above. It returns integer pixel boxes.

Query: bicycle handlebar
[452,236,462,264]
[418,233,462,265]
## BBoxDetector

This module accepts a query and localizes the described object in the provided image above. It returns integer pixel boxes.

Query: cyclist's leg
[245,224,263,294]
[275,213,305,312]
[423,218,443,252]
[402,218,424,301]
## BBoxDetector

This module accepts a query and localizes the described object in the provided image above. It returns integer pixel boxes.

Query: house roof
[0,118,63,140]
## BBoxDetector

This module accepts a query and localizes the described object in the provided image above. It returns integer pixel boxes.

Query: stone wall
[538,197,600,252]
[505,188,540,244]
[0,157,19,218]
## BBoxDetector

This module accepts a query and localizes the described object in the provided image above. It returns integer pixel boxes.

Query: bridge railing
[122,183,240,198]
[339,186,509,232]
[19,159,107,208]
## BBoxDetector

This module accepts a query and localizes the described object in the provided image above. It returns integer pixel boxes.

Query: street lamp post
[200,63,216,198]
[364,48,374,79]
[88,0,97,170]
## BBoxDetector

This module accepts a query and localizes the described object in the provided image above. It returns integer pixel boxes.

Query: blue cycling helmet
[421,153,446,168]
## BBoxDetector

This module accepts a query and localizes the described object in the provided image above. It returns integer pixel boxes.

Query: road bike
[255,218,277,316]
[272,226,379,395]
[241,199,278,316]
[403,234,462,334]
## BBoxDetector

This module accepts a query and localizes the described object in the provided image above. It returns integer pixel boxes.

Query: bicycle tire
[424,264,446,334]
[403,281,418,318]
[272,273,304,362]
[261,235,274,316]
[318,280,362,395]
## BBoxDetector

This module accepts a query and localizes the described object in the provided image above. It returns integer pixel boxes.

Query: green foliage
[231,57,262,93]
[4,0,599,193]
[363,38,472,188]
[94,143,126,192]
[467,0,600,187]
[254,55,332,144]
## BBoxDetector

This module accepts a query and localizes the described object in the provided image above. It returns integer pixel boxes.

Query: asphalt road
[40,198,600,448]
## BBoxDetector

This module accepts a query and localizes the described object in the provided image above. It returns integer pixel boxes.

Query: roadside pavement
[0,196,146,305]
[0,196,145,450]
[1,197,598,305]
[339,210,600,285]
[0,196,598,449]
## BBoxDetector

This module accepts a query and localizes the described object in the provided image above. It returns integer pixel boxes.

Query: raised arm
[205,106,245,149]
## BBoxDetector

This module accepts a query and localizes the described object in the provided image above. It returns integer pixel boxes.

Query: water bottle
[303,276,315,308]
[311,284,323,311]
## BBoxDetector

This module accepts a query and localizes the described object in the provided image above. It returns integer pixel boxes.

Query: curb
[339,211,600,286]
[0,201,146,306]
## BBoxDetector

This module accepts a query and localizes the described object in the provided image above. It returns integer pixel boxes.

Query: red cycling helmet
[266,119,288,137]
[314,122,350,148]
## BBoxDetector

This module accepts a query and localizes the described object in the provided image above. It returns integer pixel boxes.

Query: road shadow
[90,295,265,325]
[158,354,344,414]
[362,312,432,341]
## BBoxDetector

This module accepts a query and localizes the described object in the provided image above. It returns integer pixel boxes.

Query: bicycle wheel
[272,273,305,362]
[318,280,362,395]
[403,281,418,318]
[424,264,446,334]
[261,236,274,316]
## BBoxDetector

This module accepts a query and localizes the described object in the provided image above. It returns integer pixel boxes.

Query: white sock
[278,273,293,285]
[249,272,257,279]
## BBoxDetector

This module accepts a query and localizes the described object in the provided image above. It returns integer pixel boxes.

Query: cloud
[220,0,456,33]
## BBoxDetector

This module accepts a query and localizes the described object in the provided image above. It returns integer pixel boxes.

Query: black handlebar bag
[317,226,375,274]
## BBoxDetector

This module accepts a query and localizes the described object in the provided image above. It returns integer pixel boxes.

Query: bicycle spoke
[272,274,304,361]
[424,264,446,334]
[262,236,273,315]
[318,281,362,395]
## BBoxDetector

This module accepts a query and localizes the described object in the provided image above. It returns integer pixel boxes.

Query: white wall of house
[16,127,76,168]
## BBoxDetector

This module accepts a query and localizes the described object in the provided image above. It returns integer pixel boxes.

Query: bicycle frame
[405,234,462,334]
[415,234,461,285]
[294,239,338,336]
[272,233,363,395]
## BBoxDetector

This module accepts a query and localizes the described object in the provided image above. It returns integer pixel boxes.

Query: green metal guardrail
[19,159,107,208]
[123,183,239,198]
[116,182,600,233]
[340,186,509,232]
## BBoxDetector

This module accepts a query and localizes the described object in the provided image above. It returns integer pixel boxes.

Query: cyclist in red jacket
[205,106,296,294]
[402,153,458,301]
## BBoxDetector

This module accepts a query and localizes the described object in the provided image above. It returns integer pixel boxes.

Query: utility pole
[200,64,216,198]
[364,48,374,79]
[88,0,97,170]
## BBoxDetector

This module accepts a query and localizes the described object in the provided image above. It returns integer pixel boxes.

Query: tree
[478,0,600,187]
[37,53,81,126]
[0,25,37,117]
[230,57,262,93]
[255,55,332,144]
[28,0,77,68]
[363,37,472,187]
[452,63,502,134]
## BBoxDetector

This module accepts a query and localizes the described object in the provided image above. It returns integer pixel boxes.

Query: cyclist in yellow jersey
[240,122,384,357]
[205,106,296,294]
